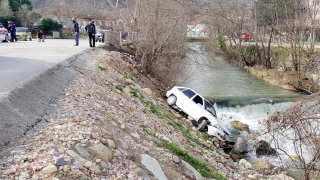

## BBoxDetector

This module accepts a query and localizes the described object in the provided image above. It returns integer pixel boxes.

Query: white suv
[0,23,8,42]
[166,86,231,141]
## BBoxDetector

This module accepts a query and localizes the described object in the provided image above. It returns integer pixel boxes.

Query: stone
[232,137,248,154]
[107,139,116,149]
[2,168,16,175]
[141,154,168,180]
[172,155,180,164]
[239,159,252,169]
[181,160,205,180]
[135,167,151,180]
[248,173,263,179]
[55,157,66,166]
[75,143,91,158]
[247,134,257,140]
[123,86,132,97]
[255,140,277,157]
[130,133,140,139]
[268,174,295,180]
[41,165,58,174]
[74,161,83,169]
[52,178,60,180]
[252,160,273,170]
[289,155,300,161]
[231,120,250,132]
[142,88,153,97]
[84,161,93,168]
[91,165,102,174]
[66,150,88,164]
[88,143,112,162]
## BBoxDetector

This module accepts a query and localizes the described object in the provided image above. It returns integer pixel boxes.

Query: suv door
[178,89,196,115]
[189,95,205,121]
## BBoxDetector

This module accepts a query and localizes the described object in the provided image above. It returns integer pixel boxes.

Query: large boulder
[88,143,112,162]
[252,160,273,170]
[230,137,248,160]
[255,140,277,157]
[231,120,250,132]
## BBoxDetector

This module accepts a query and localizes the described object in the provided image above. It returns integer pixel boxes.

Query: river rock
[232,137,248,154]
[231,120,250,132]
[135,167,150,180]
[75,143,91,158]
[88,143,112,162]
[142,88,153,97]
[66,150,88,164]
[255,140,277,157]
[239,159,252,169]
[123,86,132,97]
[252,160,273,170]
[41,165,58,174]
[55,157,66,166]
[268,174,295,180]
[141,154,168,180]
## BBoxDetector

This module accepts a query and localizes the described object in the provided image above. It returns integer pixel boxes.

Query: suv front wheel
[198,118,208,132]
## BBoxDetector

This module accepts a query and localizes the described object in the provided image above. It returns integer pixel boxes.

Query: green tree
[38,18,61,34]
[8,0,32,12]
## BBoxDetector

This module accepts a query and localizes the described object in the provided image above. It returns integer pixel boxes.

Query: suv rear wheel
[167,95,177,106]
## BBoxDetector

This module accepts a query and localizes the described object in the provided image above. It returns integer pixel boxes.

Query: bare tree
[0,0,13,16]
[265,93,320,180]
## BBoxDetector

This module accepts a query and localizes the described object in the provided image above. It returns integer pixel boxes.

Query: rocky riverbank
[244,65,320,94]
[0,48,295,180]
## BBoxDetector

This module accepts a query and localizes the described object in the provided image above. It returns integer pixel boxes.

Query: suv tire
[198,119,208,132]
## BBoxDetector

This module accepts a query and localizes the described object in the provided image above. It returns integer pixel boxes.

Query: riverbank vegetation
[204,0,320,95]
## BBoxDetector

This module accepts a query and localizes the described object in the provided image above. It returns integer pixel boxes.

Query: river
[177,44,305,176]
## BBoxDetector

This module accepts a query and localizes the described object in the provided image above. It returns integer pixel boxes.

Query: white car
[0,23,9,42]
[166,86,231,141]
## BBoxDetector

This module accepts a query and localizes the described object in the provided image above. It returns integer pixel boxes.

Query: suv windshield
[204,100,217,117]
[16,28,26,32]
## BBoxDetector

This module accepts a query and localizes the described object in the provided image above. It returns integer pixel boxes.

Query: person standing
[85,20,96,47]
[8,20,17,42]
[72,17,79,46]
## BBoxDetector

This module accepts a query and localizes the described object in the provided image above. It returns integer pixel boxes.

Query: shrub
[38,18,61,34]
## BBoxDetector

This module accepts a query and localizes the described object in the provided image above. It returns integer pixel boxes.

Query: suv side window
[182,89,196,98]
[192,95,203,106]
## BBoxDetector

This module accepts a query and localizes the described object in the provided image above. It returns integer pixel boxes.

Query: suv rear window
[182,89,196,98]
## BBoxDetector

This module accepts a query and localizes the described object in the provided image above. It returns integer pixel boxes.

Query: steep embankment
[0,48,293,180]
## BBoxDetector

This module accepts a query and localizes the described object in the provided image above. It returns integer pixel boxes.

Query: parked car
[95,31,104,42]
[240,33,252,42]
[0,23,9,42]
[10,27,32,41]
[166,86,231,141]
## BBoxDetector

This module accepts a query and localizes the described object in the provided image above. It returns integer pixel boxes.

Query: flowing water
[177,44,305,173]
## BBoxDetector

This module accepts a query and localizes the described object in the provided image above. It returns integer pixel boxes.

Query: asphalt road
[0,39,98,98]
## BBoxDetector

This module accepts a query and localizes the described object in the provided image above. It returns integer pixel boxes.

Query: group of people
[7,20,44,42]
[72,17,97,47]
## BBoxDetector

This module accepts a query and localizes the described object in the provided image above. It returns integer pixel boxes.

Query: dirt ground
[244,65,320,94]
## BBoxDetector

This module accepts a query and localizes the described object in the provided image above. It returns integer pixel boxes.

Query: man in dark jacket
[8,20,17,42]
[72,17,79,46]
[85,20,96,47]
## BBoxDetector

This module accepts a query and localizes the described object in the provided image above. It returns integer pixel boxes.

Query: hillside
[0,48,295,180]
